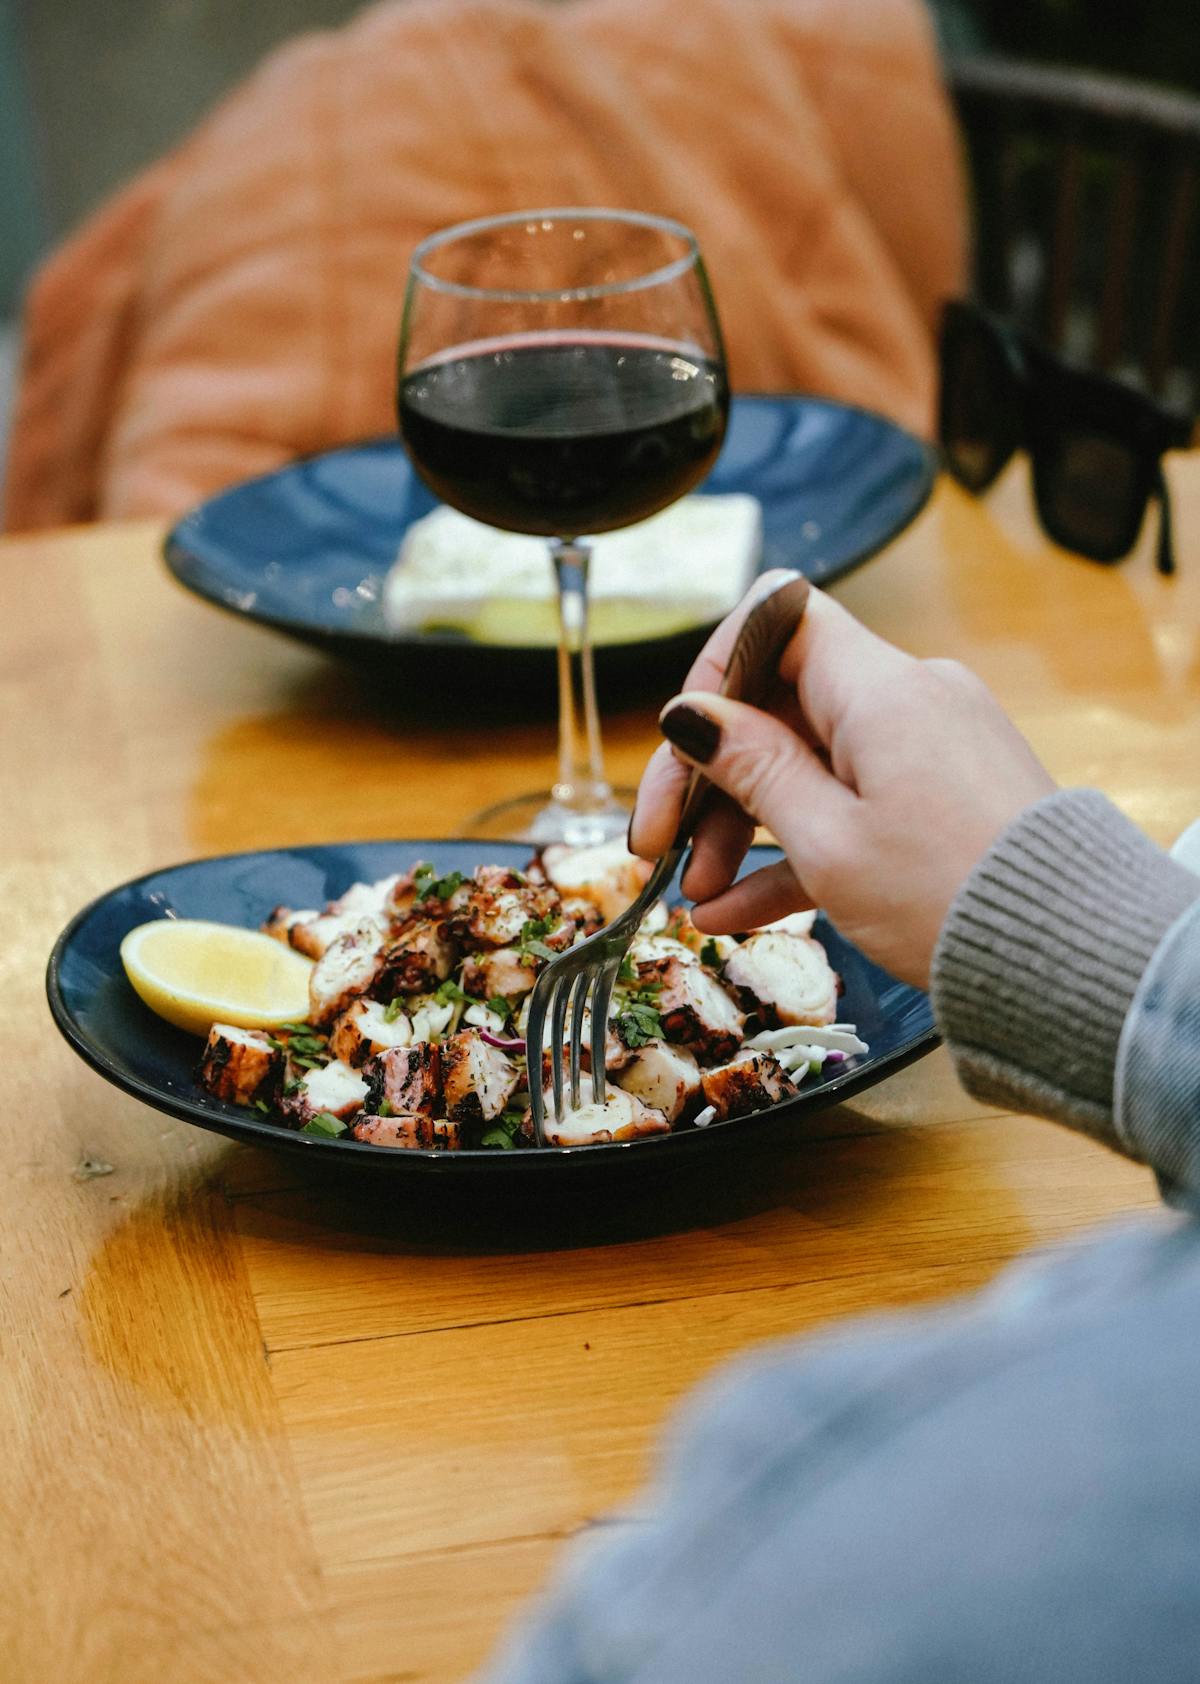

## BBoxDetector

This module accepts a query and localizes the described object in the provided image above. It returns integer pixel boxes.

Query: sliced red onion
[479,1029,525,1053]
[824,1049,847,1064]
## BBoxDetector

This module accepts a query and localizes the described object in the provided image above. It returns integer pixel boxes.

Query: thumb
[659,691,852,875]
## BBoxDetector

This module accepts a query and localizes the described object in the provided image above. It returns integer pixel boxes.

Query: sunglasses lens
[1032,430,1146,561]
[939,307,1020,492]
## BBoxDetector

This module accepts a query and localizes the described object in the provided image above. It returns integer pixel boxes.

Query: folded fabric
[3,0,966,530]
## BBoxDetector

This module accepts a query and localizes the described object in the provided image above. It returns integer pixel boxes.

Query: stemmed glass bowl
[397,207,729,845]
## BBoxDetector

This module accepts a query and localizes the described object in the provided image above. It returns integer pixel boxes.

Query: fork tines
[525,935,625,1146]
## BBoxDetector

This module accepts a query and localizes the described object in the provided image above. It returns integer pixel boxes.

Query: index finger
[628,740,692,860]
[628,571,805,858]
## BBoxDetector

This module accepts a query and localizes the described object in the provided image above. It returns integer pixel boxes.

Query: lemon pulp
[120,919,313,1036]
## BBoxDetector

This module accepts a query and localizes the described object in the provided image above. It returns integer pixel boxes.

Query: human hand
[629,577,1056,987]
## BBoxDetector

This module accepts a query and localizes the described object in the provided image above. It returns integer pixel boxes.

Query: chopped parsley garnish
[300,1111,347,1138]
[480,1108,525,1150]
[383,997,408,1023]
[486,994,514,1026]
[414,864,465,902]
[273,1025,329,1065]
[700,938,722,969]
[617,952,638,984]
[251,1098,271,1114]
[434,977,469,1005]
[518,913,560,962]
[615,1000,664,1049]
[285,1034,328,1058]
[378,1099,394,1117]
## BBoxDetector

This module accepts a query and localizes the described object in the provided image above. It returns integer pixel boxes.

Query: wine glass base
[459,789,636,848]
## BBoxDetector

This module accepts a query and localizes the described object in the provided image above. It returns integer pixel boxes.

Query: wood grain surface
[4,456,1195,1682]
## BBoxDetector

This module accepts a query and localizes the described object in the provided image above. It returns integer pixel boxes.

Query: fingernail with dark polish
[660,703,720,764]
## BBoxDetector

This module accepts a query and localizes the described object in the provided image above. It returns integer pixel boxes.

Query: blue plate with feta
[164,396,935,700]
[46,839,937,1181]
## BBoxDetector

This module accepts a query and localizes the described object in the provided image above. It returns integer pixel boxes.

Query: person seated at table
[474,575,1200,1683]
[2,0,964,531]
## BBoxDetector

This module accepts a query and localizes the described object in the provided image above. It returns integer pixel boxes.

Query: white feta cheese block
[382,495,762,646]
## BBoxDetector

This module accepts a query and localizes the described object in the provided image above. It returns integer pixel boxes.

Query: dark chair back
[947,56,1200,411]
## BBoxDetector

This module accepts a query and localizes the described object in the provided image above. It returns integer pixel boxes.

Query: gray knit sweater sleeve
[931,789,1200,1167]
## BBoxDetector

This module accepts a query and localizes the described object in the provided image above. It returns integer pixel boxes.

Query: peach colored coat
[4,0,965,530]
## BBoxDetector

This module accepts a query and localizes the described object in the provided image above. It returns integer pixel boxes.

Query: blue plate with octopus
[47,839,936,1180]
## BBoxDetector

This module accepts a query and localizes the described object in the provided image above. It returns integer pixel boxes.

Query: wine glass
[396,207,729,846]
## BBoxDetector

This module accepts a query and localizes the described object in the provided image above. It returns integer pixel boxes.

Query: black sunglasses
[938,299,1192,576]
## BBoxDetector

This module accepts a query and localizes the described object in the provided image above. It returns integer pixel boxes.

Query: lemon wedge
[120,919,313,1036]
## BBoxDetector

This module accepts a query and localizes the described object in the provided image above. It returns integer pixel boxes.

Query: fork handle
[669,571,811,850]
[633,572,811,913]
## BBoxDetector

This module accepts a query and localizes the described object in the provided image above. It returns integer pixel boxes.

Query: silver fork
[525,572,812,1145]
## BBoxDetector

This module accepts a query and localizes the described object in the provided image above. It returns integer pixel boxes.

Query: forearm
[932,788,1200,1195]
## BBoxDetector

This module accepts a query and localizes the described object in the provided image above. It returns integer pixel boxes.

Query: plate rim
[46,837,940,1175]
[162,393,938,654]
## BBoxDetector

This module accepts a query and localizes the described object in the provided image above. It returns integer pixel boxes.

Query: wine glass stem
[550,539,612,815]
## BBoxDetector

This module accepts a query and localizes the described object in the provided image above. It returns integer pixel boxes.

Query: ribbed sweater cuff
[931,789,1200,1145]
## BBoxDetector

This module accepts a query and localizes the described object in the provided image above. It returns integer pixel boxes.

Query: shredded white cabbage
[746,1024,868,1056]
[464,1002,507,1035]
[409,998,456,1041]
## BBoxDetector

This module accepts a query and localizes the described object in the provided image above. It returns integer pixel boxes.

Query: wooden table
[5,459,1197,1683]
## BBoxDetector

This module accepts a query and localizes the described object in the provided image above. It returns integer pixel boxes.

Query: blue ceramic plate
[46,840,937,1180]
[164,398,935,700]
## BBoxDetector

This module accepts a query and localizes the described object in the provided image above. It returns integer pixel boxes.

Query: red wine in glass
[398,331,729,537]
[396,208,729,845]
